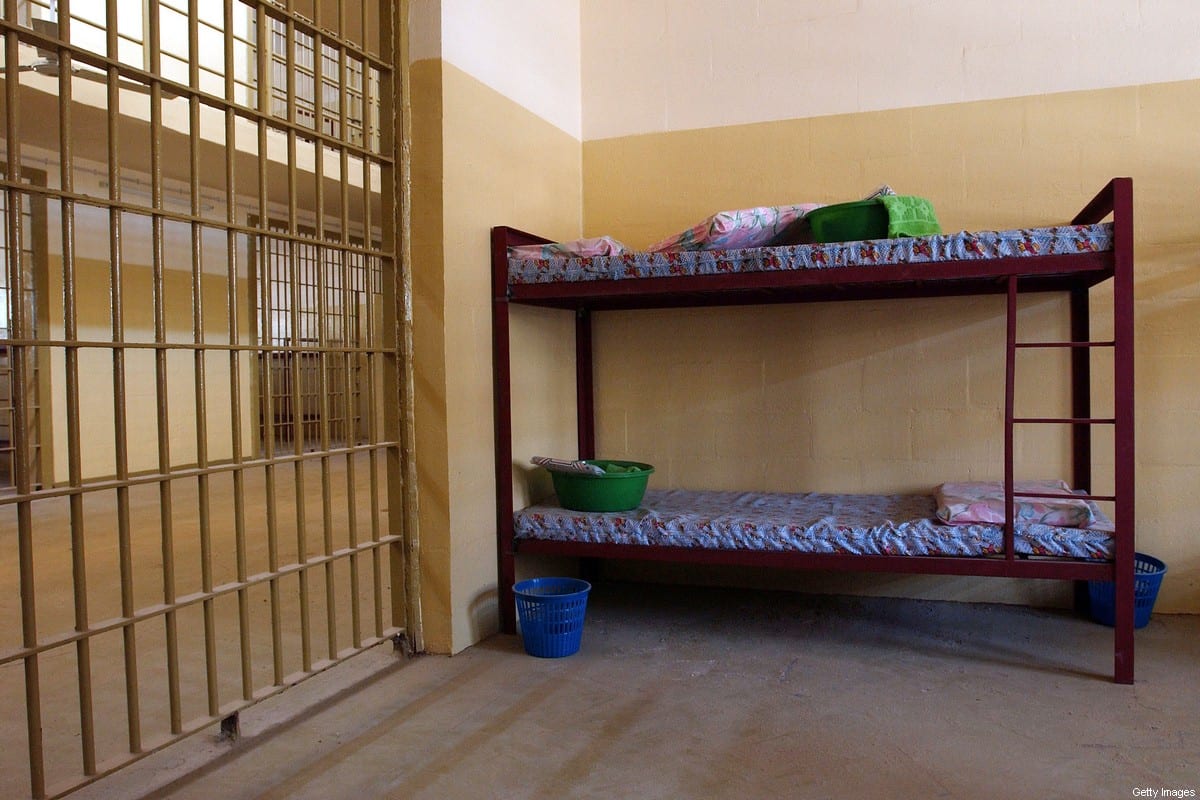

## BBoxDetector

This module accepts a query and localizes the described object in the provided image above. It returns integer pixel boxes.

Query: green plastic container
[550,460,654,512]
[806,199,888,243]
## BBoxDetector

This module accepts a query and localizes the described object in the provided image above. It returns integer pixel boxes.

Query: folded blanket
[509,236,628,259]
[878,195,942,238]
[935,480,1107,530]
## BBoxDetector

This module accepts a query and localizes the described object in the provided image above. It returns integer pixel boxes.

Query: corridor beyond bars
[0,1,409,797]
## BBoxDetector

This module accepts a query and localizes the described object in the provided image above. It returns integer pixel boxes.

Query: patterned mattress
[508,224,1113,285]
[514,489,1114,560]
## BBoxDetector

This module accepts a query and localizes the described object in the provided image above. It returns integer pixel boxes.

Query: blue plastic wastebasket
[1088,553,1166,629]
[514,577,591,658]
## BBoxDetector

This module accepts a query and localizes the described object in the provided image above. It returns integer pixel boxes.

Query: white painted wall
[434,0,583,139]
[581,0,1200,140]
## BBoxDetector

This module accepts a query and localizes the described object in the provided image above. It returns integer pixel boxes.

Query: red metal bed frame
[491,178,1136,683]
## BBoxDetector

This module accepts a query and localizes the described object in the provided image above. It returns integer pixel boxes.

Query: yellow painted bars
[0,0,411,796]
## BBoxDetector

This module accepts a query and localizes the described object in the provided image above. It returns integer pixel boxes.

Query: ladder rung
[1012,417,1115,425]
[1013,491,1117,502]
[1014,340,1115,349]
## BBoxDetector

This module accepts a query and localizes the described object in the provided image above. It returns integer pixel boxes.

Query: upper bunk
[492,178,1133,311]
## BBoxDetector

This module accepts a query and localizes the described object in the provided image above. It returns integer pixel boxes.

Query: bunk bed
[491,178,1136,683]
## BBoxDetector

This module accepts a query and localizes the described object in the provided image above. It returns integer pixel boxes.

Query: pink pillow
[646,204,823,252]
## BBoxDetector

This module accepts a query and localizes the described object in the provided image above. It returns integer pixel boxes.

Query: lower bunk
[504,487,1128,680]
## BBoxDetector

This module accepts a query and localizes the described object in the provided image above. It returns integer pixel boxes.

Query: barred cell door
[0,2,415,798]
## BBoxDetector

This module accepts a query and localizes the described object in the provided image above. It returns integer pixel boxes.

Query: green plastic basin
[550,460,654,512]
[806,199,888,243]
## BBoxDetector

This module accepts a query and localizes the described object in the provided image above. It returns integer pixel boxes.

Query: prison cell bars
[0,1,411,796]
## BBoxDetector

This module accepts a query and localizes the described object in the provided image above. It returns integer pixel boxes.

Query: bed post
[1071,178,1136,682]
[577,308,596,459]
[1110,177,1136,684]
[1070,287,1093,614]
[492,227,517,634]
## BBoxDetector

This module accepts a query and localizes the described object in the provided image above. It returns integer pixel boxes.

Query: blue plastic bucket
[1088,553,1166,629]
[514,577,591,658]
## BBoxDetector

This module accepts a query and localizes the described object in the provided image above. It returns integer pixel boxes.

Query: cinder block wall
[575,1,1200,612]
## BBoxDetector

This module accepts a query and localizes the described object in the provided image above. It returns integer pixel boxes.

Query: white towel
[531,456,605,476]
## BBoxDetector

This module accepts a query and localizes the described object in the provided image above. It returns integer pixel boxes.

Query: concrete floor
[72,582,1200,800]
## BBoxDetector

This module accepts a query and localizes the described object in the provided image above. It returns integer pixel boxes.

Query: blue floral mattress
[514,489,1114,560]
[508,224,1113,285]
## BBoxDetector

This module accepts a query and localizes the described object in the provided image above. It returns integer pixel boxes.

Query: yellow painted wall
[581,80,1200,613]
[410,57,581,653]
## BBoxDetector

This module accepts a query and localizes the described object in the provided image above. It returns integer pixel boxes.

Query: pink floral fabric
[646,204,823,252]
[509,235,628,259]
[935,480,1107,530]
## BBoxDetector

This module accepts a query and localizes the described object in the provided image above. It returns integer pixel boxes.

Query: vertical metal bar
[1069,285,1095,617]
[1111,177,1136,684]
[5,13,46,796]
[146,0,183,735]
[390,0,420,649]
[255,0,284,687]
[285,8,313,673]
[56,0,97,778]
[338,80,362,647]
[378,0,411,645]
[226,0,254,703]
[187,0,220,718]
[576,308,594,459]
[492,229,516,634]
[1003,275,1017,561]
[1069,289,1092,493]
[106,0,142,757]
[358,150,384,642]
[310,9,339,662]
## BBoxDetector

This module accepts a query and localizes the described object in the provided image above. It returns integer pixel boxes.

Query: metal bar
[1012,491,1117,503]
[106,0,142,757]
[225,0,254,704]
[1013,417,1115,425]
[284,7,314,673]
[186,0,221,720]
[255,0,285,688]
[148,0,185,737]
[0,16,393,160]
[0,335,387,355]
[1003,276,1017,561]
[576,309,595,459]
[0,178,391,258]
[0,534,407,668]
[514,538,1116,581]
[1110,177,1136,684]
[1015,340,1113,349]
[0,442,398,506]
[57,0,97,778]
[375,7,412,645]
[1070,178,1117,225]
[337,48,363,648]
[310,11,339,663]
[384,0,422,652]
[1069,290,1094,494]
[6,13,46,795]
[362,207,384,641]
[492,227,517,634]
[314,163,340,665]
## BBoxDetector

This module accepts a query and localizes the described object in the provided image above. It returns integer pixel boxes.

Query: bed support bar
[492,178,1135,682]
